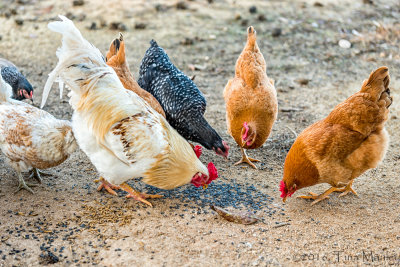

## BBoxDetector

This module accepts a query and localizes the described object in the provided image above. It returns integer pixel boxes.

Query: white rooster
[41,16,218,206]
[0,73,77,193]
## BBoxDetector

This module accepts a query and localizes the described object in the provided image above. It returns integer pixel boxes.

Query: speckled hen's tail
[41,15,109,108]
[0,73,12,102]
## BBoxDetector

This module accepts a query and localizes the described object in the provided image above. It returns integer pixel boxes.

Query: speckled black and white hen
[138,40,229,158]
[0,58,33,101]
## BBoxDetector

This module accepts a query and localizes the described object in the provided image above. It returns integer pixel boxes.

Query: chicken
[223,26,278,169]
[137,40,229,158]
[105,33,165,117]
[280,66,392,205]
[0,72,77,193]
[41,16,218,207]
[0,58,34,101]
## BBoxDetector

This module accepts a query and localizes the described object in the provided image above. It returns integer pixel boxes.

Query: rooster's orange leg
[297,187,341,205]
[119,183,163,207]
[234,147,260,169]
[94,177,120,196]
[334,180,358,197]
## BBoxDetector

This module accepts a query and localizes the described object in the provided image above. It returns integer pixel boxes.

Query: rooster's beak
[202,184,208,190]
[282,197,287,203]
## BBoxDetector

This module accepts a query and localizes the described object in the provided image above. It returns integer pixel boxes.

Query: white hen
[0,73,76,193]
[41,16,218,206]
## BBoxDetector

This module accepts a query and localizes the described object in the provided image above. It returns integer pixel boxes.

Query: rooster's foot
[95,177,120,196]
[120,183,163,207]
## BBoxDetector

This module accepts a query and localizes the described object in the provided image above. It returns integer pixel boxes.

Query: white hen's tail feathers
[41,15,109,108]
[0,73,12,103]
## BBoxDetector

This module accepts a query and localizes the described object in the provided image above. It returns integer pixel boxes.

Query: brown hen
[106,33,165,117]
[223,26,278,168]
[280,67,392,205]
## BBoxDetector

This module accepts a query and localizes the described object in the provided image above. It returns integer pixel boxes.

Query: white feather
[0,73,12,103]
[41,15,107,108]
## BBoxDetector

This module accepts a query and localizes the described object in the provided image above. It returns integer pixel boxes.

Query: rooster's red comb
[206,162,218,184]
[194,145,202,158]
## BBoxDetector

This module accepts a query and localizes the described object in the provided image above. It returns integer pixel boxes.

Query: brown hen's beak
[202,184,208,190]
[282,197,287,203]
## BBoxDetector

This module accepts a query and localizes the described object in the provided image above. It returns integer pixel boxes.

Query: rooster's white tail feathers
[41,15,109,108]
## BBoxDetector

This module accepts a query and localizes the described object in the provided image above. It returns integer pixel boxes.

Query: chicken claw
[15,172,36,194]
[95,177,120,196]
[29,168,51,183]
[298,187,341,205]
[119,183,163,207]
[334,181,358,197]
[234,148,260,169]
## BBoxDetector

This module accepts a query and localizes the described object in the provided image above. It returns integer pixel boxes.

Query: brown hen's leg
[297,187,341,206]
[334,180,358,197]
[119,183,163,207]
[94,177,120,196]
[234,147,260,169]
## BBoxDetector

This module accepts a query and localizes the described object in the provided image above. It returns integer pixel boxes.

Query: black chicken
[0,58,33,101]
[138,40,229,158]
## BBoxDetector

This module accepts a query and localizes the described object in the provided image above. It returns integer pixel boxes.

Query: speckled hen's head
[16,78,33,101]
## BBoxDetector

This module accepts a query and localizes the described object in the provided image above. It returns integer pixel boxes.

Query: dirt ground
[0,0,400,266]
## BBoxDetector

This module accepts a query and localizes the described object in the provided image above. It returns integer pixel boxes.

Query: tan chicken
[0,73,77,193]
[280,67,392,205]
[106,33,165,117]
[41,16,218,207]
[223,26,278,168]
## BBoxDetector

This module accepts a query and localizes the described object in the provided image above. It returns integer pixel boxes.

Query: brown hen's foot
[29,168,51,184]
[119,183,163,207]
[94,177,120,196]
[15,172,36,194]
[335,181,358,197]
[234,148,260,169]
[298,187,341,206]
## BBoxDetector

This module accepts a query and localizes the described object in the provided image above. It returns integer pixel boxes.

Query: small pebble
[257,14,266,21]
[338,39,351,49]
[155,4,168,12]
[109,22,127,31]
[249,6,257,14]
[271,28,282,37]
[15,18,24,25]
[135,23,146,30]
[181,37,194,45]
[88,22,97,30]
[72,0,84,6]
[176,1,188,10]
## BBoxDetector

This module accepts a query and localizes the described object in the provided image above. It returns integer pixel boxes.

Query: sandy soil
[0,0,400,266]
